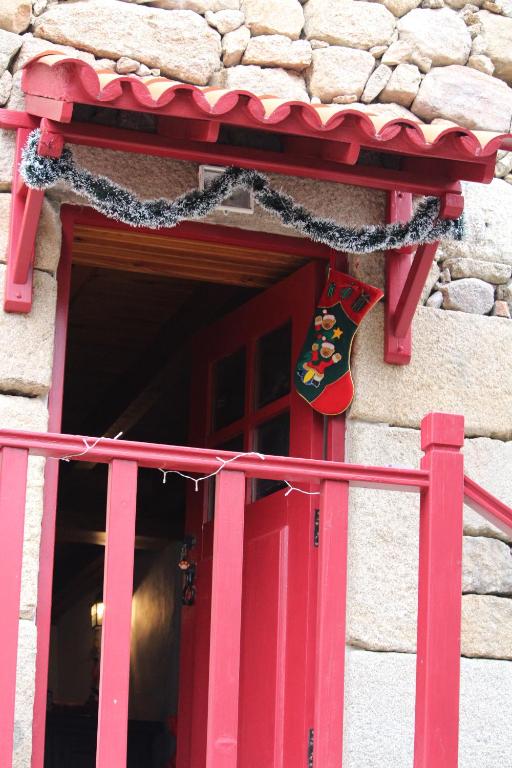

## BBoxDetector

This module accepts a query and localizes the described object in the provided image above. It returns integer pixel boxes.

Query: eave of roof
[21,51,512,167]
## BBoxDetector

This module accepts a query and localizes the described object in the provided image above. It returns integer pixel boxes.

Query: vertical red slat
[414,412,464,768]
[0,446,29,768]
[384,190,414,365]
[206,469,245,768]
[96,459,138,768]
[313,478,349,768]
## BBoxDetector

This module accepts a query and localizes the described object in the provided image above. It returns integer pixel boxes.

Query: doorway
[44,221,330,768]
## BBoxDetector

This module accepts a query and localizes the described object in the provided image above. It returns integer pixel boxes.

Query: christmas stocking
[295,269,383,416]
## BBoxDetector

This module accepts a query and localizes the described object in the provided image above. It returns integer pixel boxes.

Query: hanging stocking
[295,269,383,416]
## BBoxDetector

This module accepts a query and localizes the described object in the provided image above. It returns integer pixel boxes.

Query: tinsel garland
[20,129,463,254]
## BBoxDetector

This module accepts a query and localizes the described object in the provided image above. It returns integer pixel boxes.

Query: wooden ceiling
[72,225,308,289]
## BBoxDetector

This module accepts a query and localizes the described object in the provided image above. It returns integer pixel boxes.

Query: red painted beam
[464,475,512,536]
[414,413,465,768]
[384,190,415,365]
[206,470,245,768]
[0,428,429,491]
[96,459,138,768]
[31,209,74,768]
[0,447,29,768]
[393,241,439,339]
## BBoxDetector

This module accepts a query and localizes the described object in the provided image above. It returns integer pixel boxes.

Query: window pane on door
[212,347,246,431]
[253,411,290,500]
[255,322,291,409]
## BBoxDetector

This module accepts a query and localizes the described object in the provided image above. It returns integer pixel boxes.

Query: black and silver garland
[21,129,463,254]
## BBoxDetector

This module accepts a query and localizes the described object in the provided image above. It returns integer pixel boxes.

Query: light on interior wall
[90,597,104,629]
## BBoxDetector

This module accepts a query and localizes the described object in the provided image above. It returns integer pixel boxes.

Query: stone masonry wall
[1,1,512,766]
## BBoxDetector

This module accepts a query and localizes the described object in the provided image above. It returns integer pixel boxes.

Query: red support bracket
[384,188,464,365]
[4,120,63,313]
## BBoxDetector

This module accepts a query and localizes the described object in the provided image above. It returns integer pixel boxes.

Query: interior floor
[45,264,257,768]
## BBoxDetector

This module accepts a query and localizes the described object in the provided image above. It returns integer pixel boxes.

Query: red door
[177,261,324,768]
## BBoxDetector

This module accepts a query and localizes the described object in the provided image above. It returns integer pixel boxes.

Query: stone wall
[1,0,512,134]
[1,2,512,767]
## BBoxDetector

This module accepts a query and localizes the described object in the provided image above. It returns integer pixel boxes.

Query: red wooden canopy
[1,51,511,362]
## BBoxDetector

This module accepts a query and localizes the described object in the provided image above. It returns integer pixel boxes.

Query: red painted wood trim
[206,470,245,768]
[96,459,138,768]
[31,208,74,768]
[4,129,39,312]
[0,447,29,768]
[65,205,337,263]
[0,429,429,491]
[384,190,414,365]
[414,413,465,768]
[393,241,439,338]
[314,479,349,768]
[464,475,512,535]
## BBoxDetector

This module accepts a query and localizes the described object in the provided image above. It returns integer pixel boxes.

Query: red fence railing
[0,412,511,768]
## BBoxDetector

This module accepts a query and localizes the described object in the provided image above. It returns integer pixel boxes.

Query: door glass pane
[207,434,245,520]
[255,323,291,410]
[212,347,246,431]
[253,411,290,500]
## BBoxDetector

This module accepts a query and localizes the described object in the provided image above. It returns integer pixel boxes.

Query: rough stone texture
[443,257,512,284]
[205,8,244,34]
[13,32,98,72]
[212,64,308,100]
[442,179,512,265]
[306,46,375,102]
[361,64,392,103]
[242,35,312,71]
[462,537,512,594]
[33,0,222,85]
[241,0,304,39]
[379,62,421,106]
[462,595,512,658]
[463,436,512,543]
[477,10,512,83]
[349,306,512,439]
[0,194,62,273]
[303,0,396,50]
[343,648,512,768]
[496,278,512,302]
[0,266,57,396]
[440,278,495,314]
[0,70,12,105]
[411,64,512,131]
[397,8,471,66]
[0,128,15,189]
[14,619,38,768]
[222,24,250,66]
[0,0,31,34]
[381,39,413,65]
[115,55,139,74]
[0,28,22,74]
[151,0,240,10]
[495,150,512,179]
[426,289,443,307]
[492,300,511,318]
[379,0,422,16]
[467,53,495,76]
[420,260,441,302]
[345,421,512,655]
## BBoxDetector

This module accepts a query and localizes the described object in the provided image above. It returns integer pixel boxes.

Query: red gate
[0,413,511,768]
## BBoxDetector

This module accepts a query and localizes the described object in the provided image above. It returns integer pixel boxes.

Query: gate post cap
[421,412,464,451]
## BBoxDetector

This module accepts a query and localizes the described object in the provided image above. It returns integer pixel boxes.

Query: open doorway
[45,263,258,767]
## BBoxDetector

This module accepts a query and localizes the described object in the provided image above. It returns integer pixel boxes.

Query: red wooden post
[206,470,245,768]
[96,459,138,768]
[0,446,29,768]
[314,478,349,768]
[414,412,465,768]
